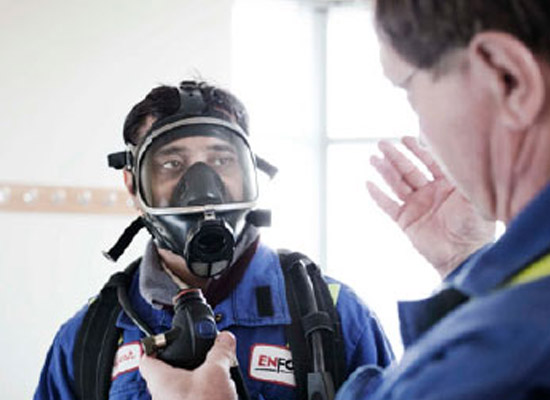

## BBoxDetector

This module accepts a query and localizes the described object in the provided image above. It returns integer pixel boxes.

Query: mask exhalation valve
[185,218,235,277]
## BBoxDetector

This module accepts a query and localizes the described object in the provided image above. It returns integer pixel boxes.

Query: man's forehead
[161,135,236,150]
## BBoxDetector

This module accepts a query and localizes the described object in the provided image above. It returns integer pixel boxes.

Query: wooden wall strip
[0,182,138,215]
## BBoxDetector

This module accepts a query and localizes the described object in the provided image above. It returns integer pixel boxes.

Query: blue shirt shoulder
[34,304,88,400]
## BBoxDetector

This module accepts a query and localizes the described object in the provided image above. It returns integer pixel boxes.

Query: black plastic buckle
[178,81,206,115]
[255,155,278,179]
[107,151,132,170]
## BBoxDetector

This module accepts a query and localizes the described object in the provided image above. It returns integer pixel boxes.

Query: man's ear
[468,32,545,130]
[123,170,136,196]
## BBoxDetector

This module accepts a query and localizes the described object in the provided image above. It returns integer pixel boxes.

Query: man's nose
[188,152,208,166]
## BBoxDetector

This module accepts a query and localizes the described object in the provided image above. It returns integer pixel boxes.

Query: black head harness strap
[177,81,207,117]
[103,217,145,262]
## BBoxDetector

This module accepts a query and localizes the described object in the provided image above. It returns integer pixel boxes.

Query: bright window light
[326,6,435,356]
[327,7,418,139]
[232,0,440,357]
[231,0,322,259]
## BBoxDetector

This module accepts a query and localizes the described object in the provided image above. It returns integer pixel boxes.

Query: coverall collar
[115,242,291,333]
[399,182,550,347]
[450,181,550,296]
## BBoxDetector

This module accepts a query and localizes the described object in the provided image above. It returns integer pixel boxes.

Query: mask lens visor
[138,125,257,211]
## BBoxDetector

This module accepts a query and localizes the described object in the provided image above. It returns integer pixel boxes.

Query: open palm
[367,137,495,278]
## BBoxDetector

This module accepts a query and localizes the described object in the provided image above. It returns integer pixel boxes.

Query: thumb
[140,355,181,388]
[205,331,237,368]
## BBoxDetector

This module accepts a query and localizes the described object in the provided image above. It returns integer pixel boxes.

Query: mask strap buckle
[178,81,207,115]
[107,151,133,170]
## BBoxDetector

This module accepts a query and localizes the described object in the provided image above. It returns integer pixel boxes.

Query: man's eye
[161,160,182,170]
[213,157,231,166]
[211,154,236,167]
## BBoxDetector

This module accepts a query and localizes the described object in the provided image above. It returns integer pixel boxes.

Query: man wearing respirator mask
[34,80,394,400]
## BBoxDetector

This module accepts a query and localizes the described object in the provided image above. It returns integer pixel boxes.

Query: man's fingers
[140,354,186,394]
[205,331,237,369]
[402,136,445,179]
[139,332,236,381]
[378,140,429,189]
[371,155,413,200]
[366,181,400,221]
[140,355,168,380]
[139,333,238,400]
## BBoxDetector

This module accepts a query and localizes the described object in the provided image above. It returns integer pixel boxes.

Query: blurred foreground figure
[338,1,550,399]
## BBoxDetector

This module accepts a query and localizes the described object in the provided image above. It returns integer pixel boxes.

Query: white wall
[0,1,234,397]
[0,0,234,186]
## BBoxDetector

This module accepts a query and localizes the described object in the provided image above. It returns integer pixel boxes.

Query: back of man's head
[375,1,550,69]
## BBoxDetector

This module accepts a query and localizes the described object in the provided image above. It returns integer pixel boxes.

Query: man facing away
[342,0,550,398]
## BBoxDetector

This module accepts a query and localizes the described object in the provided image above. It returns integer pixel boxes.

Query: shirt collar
[214,243,291,330]
[139,241,181,309]
[450,182,550,296]
[398,182,550,346]
[116,265,174,332]
[116,241,291,332]
[139,225,261,309]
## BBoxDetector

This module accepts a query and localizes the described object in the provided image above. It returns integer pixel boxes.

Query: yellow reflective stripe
[506,253,550,287]
[328,283,341,306]
[87,295,98,306]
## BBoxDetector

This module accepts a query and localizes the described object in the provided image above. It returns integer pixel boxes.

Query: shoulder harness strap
[73,259,141,400]
[278,250,346,400]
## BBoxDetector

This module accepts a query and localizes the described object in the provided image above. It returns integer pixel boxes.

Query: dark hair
[375,0,550,69]
[123,81,249,145]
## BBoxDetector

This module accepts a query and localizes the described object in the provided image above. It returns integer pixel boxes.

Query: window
[327,7,417,139]
[325,6,439,356]
[232,0,322,259]
[232,0,439,356]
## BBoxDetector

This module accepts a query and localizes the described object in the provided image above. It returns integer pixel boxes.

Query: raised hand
[367,136,495,278]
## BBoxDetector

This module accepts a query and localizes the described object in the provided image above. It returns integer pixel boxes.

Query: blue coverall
[35,243,394,399]
[337,183,550,399]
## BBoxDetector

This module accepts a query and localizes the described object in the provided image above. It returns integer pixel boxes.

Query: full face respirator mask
[105,83,276,278]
